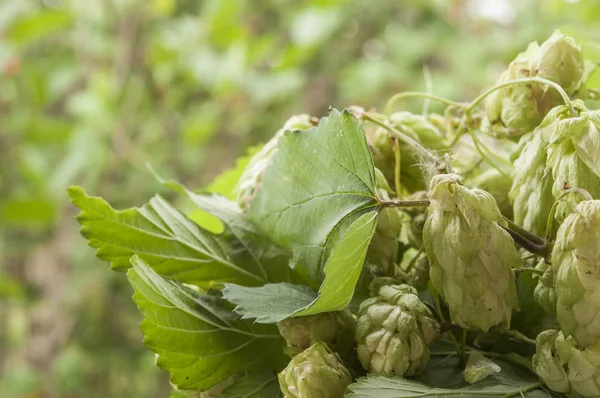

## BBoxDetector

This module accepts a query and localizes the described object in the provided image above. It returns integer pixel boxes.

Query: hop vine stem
[379,199,430,208]
[385,91,466,116]
[466,76,576,117]
[361,112,443,169]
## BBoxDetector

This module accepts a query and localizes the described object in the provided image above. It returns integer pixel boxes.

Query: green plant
[70,30,600,397]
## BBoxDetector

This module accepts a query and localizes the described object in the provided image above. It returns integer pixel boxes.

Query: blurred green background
[0,0,598,396]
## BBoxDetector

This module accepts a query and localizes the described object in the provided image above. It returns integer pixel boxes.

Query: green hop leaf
[424,174,521,331]
[127,256,286,390]
[553,200,600,348]
[278,341,352,398]
[247,108,379,289]
[236,114,315,209]
[355,284,439,377]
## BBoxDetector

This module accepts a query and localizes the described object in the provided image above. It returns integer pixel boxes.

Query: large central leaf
[247,108,379,288]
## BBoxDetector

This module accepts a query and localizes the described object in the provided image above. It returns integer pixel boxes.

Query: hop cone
[277,309,356,360]
[532,30,585,96]
[278,341,352,398]
[371,112,447,193]
[423,174,521,331]
[533,329,600,397]
[485,41,554,136]
[533,259,557,315]
[355,284,439,376]
[553,200,600,348]
[540,101,600,221]
[486,31,583,137]
[469,168,514,218]
[509,130,555,236]
[236,114,314,209]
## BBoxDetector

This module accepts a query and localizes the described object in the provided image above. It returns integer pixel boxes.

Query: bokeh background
[0,0,598,396]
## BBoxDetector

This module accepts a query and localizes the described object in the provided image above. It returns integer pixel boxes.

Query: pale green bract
[469,168,513,219]
[278,341,352,398]
[532,30,585,96]
[463,352,501,384]
[508,130,554,236]
[540,101,600,221]
[533,329,600,397]
[533,259,557,315]
[553,200,600,348]
[423,174,521,331]
[355,284,439,377]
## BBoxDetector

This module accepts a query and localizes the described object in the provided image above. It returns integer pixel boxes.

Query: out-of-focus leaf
[0,198,56,227]
[7,11,73,45]
[0,270,25,299]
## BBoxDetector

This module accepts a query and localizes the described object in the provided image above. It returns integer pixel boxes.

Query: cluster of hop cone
[233,31,600,398]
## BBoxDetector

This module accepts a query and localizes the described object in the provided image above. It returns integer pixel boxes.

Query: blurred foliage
[0,0,598,396]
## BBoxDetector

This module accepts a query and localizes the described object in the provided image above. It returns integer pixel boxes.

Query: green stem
[460,329,468,362]
[469,131,510,178]
[421,64,433,116]
[433,291,462,358]
[363,112,442,167]
[520,253,538,262]
[380,199,430,208]
[466,76,576,117]
[501,226,549,258]
[505,330,537,346]
[393,137,402,199]
[447,123,466,148]
[499,381,544,398]
[405,245,425,272]
[385,91,465,116]
[504,218,545,246]
[517,267,544,276]
[545,188,594,241]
